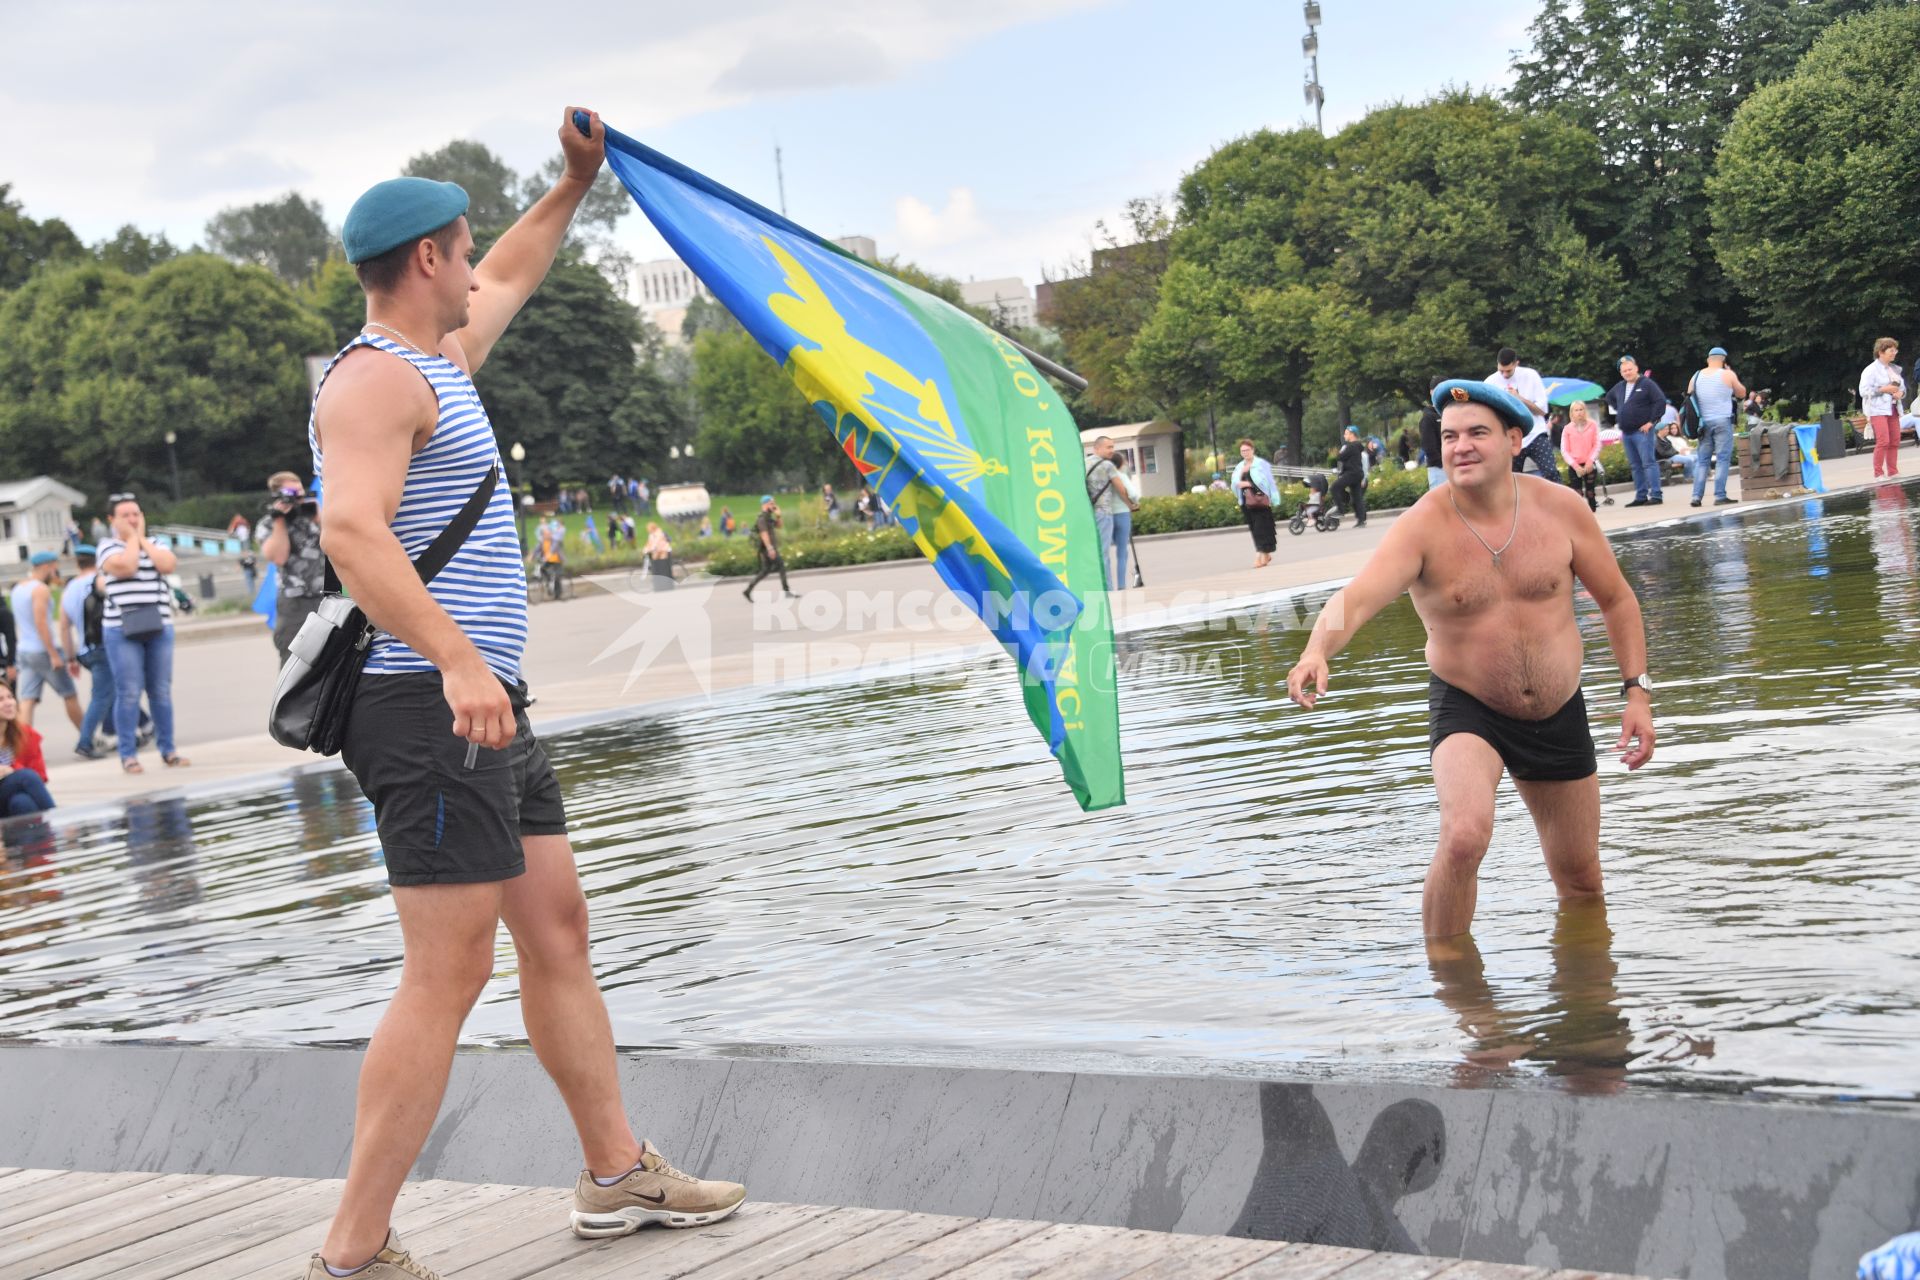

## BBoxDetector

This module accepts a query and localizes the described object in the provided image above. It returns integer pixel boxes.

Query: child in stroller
[1290,473,1339,535]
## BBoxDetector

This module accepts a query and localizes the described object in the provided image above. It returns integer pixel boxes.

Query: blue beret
[1432,379,1531,433]
[30,550,58,566]
[1708,346,1728,357]
[342,177,469,264]
[73,543,95,556]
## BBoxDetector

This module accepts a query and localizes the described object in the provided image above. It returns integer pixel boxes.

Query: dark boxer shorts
[1427,675,1597,782]
[341,671,568,886]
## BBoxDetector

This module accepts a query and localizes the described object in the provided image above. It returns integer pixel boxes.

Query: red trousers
[1872,414,1902,477]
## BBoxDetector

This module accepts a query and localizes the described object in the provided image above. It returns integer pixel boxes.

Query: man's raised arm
[451,107,606,372]
[1287,513,1427,708]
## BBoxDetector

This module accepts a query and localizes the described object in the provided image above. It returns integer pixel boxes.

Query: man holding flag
[304,109,743,1280]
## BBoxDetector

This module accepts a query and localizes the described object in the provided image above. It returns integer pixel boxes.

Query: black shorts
[341,671,569,886]
[1427,676,1597,782]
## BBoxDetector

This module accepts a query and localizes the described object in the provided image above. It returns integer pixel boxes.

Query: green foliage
[404,140,523,233]
[1132,489,1245,534]
[300,255,366,350]
[702,526,917,576]
[1045,199,1174,422]
[1304,94,1623,401]
[1710,5,1920,398]
[148,492,264,529]
[690,324,851,492]
[1132,132,1329,458]
[1511,0,1897,384]
[0,183,85,290]
[204,192,334,286]
[0,254,332,500]
[91,225,179,275]
[471,256,685,493]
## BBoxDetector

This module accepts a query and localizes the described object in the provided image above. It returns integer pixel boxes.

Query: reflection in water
[0,485,1916,1097]
[1426,901,1674,1095]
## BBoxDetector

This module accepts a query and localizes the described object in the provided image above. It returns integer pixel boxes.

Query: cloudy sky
[0,0,1536,287]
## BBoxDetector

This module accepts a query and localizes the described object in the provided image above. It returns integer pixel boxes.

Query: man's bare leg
[61,691,82,730]
[18,696,36,728]
[1513,774,1604,901]
[500,833,641,1178]
[1424,733,1505,938]
[320,882,503,1269]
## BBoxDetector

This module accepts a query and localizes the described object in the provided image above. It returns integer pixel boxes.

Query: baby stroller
[1289,477,1341,535]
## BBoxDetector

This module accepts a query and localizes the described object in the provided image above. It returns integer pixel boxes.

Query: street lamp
[509,441,528,550]
[163,430,180,503]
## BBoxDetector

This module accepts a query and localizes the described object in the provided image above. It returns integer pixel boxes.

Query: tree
[1303,94,1622,400]
[1710,6,1920,401]
[1045,198,1174,424]
[405,140,523,233]
[92,225,179,274]
[0,183,85,290]
[471,255,685,492]
[0,255,332,500]
[204,192,333,286]
[300,254,366,350]
[1511,0,1897,379]
[1129,129,1344,462]
[690,324,850,491]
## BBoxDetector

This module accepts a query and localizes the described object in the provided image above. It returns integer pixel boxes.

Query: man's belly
[1423,614,1585,720]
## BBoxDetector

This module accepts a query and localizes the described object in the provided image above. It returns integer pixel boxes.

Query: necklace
[1449,475,1521,569]
[364,320,425,354]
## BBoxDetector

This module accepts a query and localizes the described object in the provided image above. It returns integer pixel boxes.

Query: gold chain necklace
[1449,474,1521,569]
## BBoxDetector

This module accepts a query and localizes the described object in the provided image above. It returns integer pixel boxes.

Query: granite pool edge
[2,1043,1912,1279]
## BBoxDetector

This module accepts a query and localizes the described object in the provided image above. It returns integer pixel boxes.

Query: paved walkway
[0,1167,1655,1280]
[38,449,1895,811]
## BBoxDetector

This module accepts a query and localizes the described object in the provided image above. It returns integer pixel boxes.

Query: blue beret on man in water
[341,177,471,264]
[1430,379,1532,434]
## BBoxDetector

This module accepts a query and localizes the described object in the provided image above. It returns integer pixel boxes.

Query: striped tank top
[308,334,528,681]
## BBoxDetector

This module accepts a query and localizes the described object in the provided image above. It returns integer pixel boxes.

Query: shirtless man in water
[1286,380,1655,938]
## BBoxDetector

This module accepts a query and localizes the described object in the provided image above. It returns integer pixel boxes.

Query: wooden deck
[0,1167,1654,1280]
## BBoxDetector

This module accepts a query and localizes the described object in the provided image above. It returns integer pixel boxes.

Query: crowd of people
[0,491,188,807]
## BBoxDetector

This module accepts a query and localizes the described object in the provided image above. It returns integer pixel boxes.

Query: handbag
[1241,464,1272,509]
[120,602,166,639]
[268,465,497,756]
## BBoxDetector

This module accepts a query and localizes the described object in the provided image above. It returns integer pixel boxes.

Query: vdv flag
[1793,424,1826,492]
[600,125,1124,811]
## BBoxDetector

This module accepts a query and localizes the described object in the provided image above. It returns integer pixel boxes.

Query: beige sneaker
[303,1228,442,1278]
[570,1140,748,1236]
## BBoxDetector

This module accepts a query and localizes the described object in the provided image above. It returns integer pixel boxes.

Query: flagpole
[1003,335,1088,392]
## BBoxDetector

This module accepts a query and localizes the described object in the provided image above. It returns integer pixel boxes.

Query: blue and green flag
[600,125,1123,811]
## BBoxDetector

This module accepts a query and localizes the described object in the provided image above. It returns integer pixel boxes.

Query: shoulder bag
[1241,464,1272,509]
[268,465,497,756]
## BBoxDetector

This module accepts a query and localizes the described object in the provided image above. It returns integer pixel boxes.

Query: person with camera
[261,470,325,665]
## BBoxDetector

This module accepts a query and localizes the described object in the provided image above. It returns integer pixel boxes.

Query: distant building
[637,234,879,344]
[960,277,1035,331]
[832,234,878,262]
[1037,239,1168,326]
[1034,279,1059,325]
[1081,421,1184,499]
[635,257,713,315]
[0,476,85,563]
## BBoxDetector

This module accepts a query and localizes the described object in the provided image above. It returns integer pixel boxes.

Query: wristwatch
[1622,674,1653,698]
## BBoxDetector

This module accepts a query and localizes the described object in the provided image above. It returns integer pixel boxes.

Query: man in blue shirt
[1604,355,1669,507]
[1685,347,1745,507]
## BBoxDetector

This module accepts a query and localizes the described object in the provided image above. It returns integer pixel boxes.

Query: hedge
[703,526,918,576]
